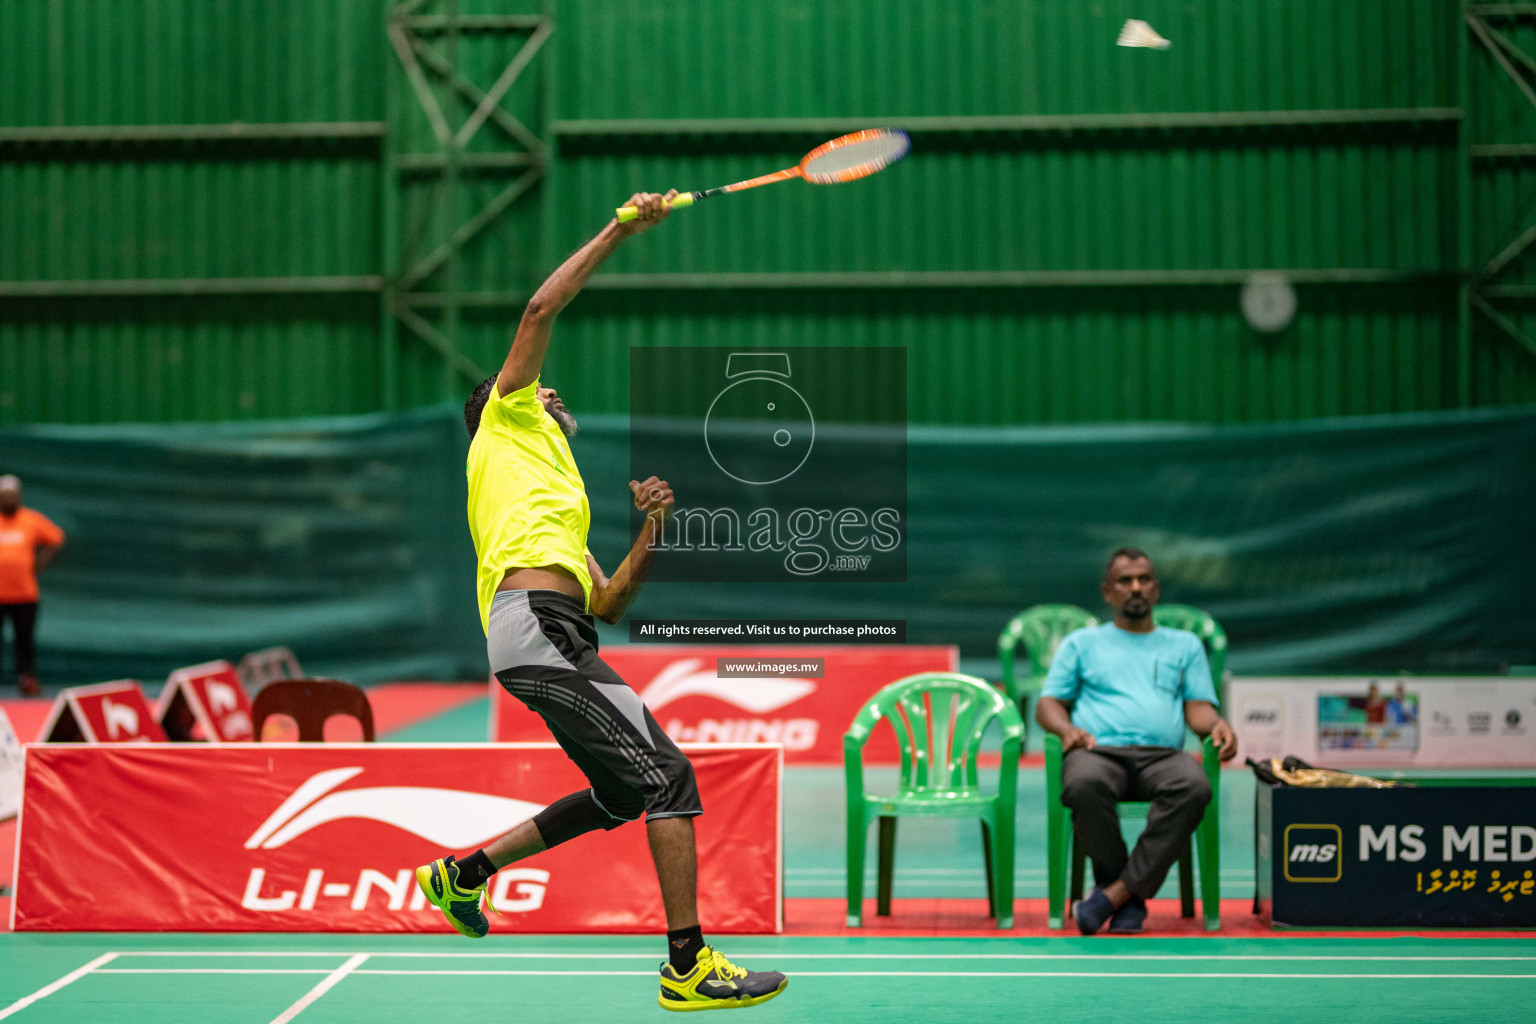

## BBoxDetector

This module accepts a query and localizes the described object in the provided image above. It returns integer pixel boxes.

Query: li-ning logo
[245,767,547,849]
[638,659,816,713]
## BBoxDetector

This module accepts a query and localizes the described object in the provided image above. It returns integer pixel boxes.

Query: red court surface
[0,683,482,744]
[359,682,483,736]
[785,897,1532,938]
[0,700,50,746]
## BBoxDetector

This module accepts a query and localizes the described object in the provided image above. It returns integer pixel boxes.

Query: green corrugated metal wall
[0,0,386,422]
[2,0,1534,424]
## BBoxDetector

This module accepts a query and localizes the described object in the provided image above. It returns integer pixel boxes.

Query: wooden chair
[251,679,375,742]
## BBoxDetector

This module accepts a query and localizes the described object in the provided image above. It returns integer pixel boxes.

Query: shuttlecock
[1117,19,1170,50]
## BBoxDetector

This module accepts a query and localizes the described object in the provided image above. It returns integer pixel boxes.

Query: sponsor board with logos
[1231,676,1536,768]
[0,708,22,820]
[491,645,959,764]
[1260,784,1536,927]
[13,742,780,933]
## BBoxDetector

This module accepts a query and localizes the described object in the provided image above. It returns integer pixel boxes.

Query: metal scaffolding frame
[1467,4,1536,369]
[380,0,551,408]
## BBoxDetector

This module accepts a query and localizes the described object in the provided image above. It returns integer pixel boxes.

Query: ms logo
[1284,824,1342,883]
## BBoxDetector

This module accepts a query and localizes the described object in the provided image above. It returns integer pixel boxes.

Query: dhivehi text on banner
[1264,785,1536,928]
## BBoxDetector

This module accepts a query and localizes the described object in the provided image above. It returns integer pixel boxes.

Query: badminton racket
[615,127,911,222]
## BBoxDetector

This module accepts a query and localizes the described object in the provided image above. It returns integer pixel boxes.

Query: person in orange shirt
[0,475,65,696]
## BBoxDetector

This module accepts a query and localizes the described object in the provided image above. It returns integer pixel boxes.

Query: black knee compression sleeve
[532,789,636,849]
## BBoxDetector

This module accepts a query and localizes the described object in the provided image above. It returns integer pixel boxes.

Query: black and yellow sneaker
[658,946,787,1012]
[415,856,496,938]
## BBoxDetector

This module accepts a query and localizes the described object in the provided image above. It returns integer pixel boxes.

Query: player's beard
[1121,595,1151,619]
[550,406,579,438]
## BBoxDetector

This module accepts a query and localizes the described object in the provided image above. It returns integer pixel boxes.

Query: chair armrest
[1200,734,1219,788]
[843,710,876,752]
[1044,731,1063,803]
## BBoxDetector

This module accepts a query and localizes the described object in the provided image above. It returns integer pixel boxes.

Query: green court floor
[787,764,1258,901]
[383,697,1263,901]
[7,699,1529,1021]
[3,933,1532,1023]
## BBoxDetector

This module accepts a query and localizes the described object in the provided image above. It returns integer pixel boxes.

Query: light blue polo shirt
[1041,623,1217,748]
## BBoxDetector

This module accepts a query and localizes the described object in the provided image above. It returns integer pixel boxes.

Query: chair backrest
[847,673,1023,793]
[997,604,1099,699]
[251,679,375,742]
[1151,603,1227,697]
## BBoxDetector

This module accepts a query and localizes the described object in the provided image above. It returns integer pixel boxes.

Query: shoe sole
[658,979,788,1012]
[415,863,486,939]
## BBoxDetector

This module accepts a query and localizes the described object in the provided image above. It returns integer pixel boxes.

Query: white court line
[268,953,370,1024]
[58,965,1536,981]
[786,872,1253,878]
[327,969,1533,980]
[108,951,1536,962]
[97,969,336,975]
[0,953,119,1021]
[118,952,356,958]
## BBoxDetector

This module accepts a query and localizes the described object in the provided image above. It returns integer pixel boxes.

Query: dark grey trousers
[1060,745,1212,900]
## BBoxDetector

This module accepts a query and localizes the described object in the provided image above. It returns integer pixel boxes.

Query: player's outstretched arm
[586,476,673,624]
[497,190,678,396]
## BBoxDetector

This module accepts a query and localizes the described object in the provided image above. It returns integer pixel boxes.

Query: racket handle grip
[615,193,695,222]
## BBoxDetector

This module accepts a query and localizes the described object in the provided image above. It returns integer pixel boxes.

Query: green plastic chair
[997,605,1099,737]
[845,673,1024,928]
[1151,604,1227,701]
[1044,732,1221,930]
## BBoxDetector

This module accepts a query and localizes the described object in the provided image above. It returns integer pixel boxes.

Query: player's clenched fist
[630,476,675,522]
[617,190,679,235]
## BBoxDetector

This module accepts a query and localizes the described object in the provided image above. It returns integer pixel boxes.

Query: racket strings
[800,129,911,184]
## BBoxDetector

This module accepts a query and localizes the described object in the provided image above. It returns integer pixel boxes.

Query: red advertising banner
[39,682,167,744]
[156,660,256,742]
[491,645,958,764]
[13,743,780,933]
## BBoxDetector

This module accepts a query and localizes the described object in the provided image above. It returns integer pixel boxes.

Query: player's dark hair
[465,375,497,440]
[1105,546,1153,579]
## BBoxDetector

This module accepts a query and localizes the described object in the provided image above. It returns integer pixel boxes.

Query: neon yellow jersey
[467,378,592,632]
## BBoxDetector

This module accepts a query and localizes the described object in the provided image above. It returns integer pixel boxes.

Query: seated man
[1035,547,1237,934]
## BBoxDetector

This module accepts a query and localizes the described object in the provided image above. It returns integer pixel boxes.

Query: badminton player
[416,191,787,1012]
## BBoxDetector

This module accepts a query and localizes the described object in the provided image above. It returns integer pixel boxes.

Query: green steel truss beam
[382,2,552,398]
[1469,12,1536,110]
[406,15,545,32]
[552,108,1463,140]
[0,276,381,298]
[1466,6,1536,369]
[1471,143,1536,156]
[0,122,385,144]
[1470,290,1536,359]
[583,269,1448,291]
[410,34,545,155]
[386,270,1448,311]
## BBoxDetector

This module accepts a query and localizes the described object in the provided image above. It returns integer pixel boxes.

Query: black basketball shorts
[487,589,701,822]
